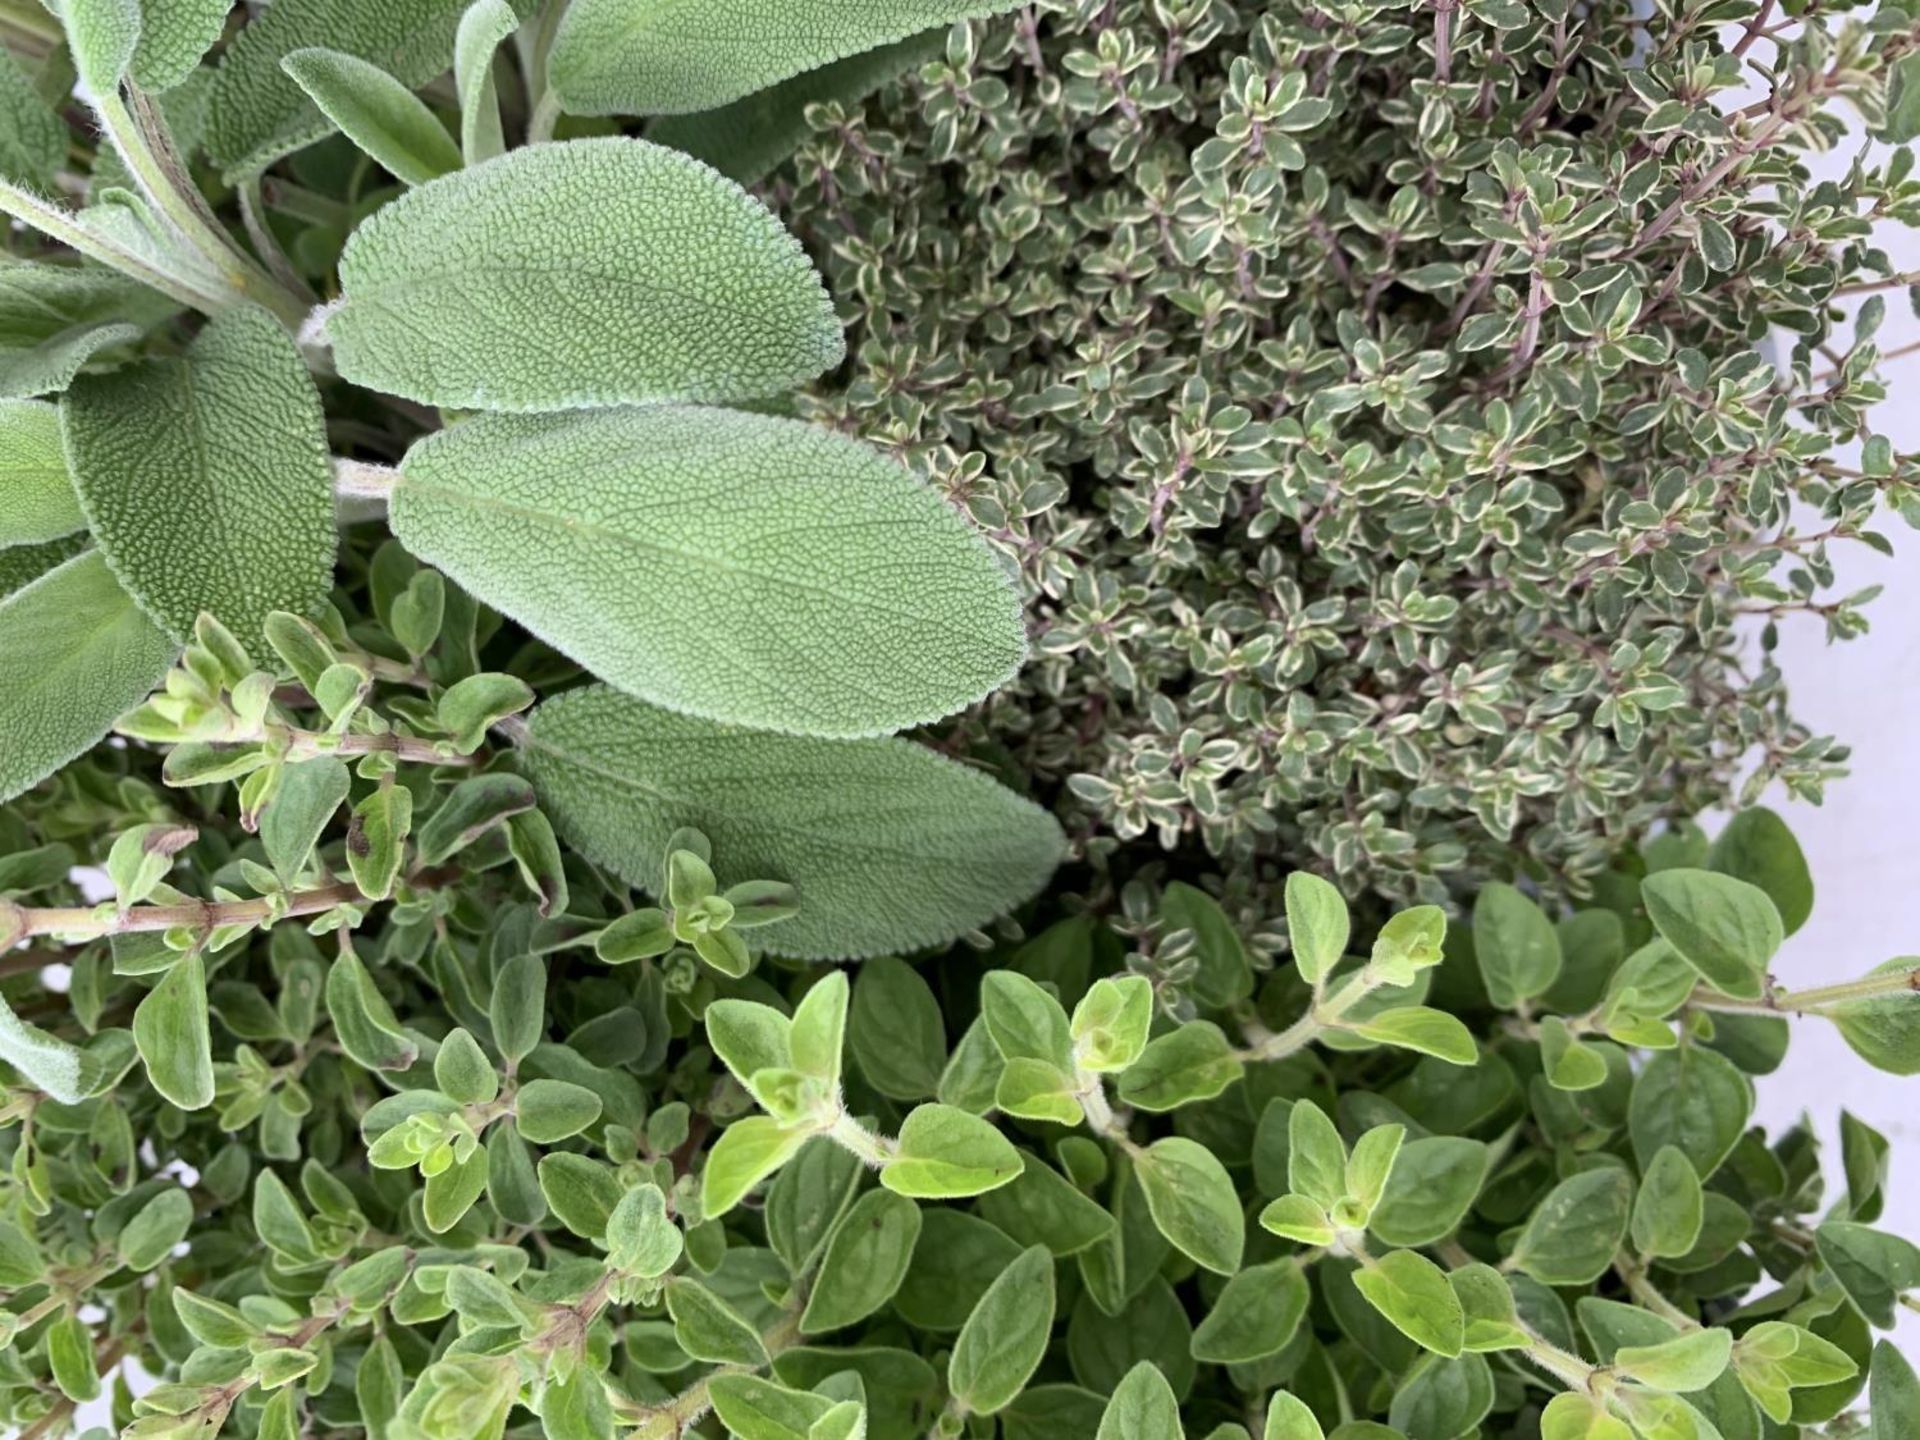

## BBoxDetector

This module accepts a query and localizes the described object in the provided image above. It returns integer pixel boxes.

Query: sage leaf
[129,0,228,89]
[389,405,1022,736]
[799,1188,922,1334]
[63,303,335,649]
[59,0,139,96]
[0,993,87,1105]
[518,686,1064,959]
[550,0,1017,115]
[650,29,942,185]
[133,954,215,1111]
[1640,869,1781,1000]
[327,138,842,411]
[0,401,84,546]
[280,48,462,186]
[0,263,175,401]
[205,0,520,177]
[0,549,177,804]
[453,0,516,164]
[0,53,65,191]
[948,1244,1054,1416]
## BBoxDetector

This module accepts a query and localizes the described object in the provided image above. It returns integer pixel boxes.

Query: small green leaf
[1614,1327,1733,1392]
[667,1276,768,1366]
[1868,1339,1918,1440]
[1631,1146,1704,1259]
[1827,958,1920,1076]
[280,48,461,185]
[849,957,947,1100]
[1348,1005,1477,1065]
[49,1316,103,1397]
[1815,1221,1920,1328]
[1473,882,1562,1010]
[1629,1045,1752,1179]
[703,1116,809,1218]
[1539,1015,1609,1090]
[514,1078,603,1144]
[1706,808,1813,936]
[433,1026,499,1105]
[707,1374,837,1440]
[1265,1393,1327,1440]
[489,952,547,1065]
[346,782,412,901]
[1353,1249,1464,1357]
[262,757,350,884]
[549,0,1021,115]
[1135,1136,1245,1275]
[800,1188,922,1334]
[133,954,214,1111]
[881,1103,1023,1199]
[1115,1020,1243,1112]
[1287,1101,1348,1210]
[1509,1168,1634,1285]
[326,952,419,1071]
[1070,975,1153,1074]
[1095,1361,1180,1440]
[63,303,335,650]
[327,138,842,411]
[116,1187,193,1271]
[1286,870,1350,986]
[1191,1259,1309,1364]
[605,1183,683,1279]
[948,1244,1055,1416]
[537,1153,624,1240]
[1640,869,1782,1000]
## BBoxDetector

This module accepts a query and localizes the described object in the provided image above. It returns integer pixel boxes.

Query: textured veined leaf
[205,0,527,177]
[0,263,177,401]
[517,686,1065,959]
[391,406,1023,736]
[129,0,230,90]
[325,138,842,411]
[0,536,86,600]
[0,401,85,546]
[0,52,65,190]
[0,549,177,804]
[280,48,462,186]
[550,0,1018,116]
[63,303,335,649]
[58,0,140,95]
[649,29,942,184]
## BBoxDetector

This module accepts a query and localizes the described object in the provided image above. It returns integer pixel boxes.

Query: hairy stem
[1690,965,1920,1016]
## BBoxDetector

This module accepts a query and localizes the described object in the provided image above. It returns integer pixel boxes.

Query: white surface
[1741,113,1920,1351]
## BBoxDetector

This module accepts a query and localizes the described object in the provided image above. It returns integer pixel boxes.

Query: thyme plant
[781,0,1920,902]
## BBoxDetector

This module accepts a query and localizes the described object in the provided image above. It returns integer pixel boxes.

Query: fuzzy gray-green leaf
[390,405,1023,736]
[326,138,842,412]
[280,48,462,186]
[0,549,177,804]
[550,0,1018,116]
[0,401,85,546]
[518,686,1064,959]
[0,263,176,402]
[62,303,335,649]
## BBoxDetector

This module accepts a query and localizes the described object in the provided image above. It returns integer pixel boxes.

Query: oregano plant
[2,1,1920,1439]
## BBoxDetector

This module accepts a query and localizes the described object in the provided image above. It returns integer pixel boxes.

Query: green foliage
[1,5,1919,1440]
[779,0,1920,905]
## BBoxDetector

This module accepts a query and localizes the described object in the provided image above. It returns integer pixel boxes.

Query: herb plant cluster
[0,2,1917,1440]
[783,0,1920,901]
